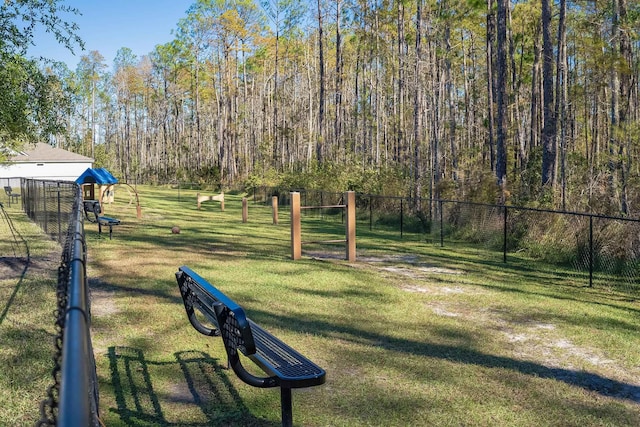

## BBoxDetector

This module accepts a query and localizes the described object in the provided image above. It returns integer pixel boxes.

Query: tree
[541,0,556,188]
[261,0,305,169]
[76,51,107,158]
[495,0,508,192]
[0,0,82,155]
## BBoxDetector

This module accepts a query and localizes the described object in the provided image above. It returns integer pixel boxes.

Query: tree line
[4,0,640,217]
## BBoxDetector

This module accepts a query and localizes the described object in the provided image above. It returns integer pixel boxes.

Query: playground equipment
[290,191,356,262]
[197,192,224,210]
[119,182,142,219]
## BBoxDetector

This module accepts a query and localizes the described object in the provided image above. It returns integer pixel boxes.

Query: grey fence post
[439,200,444,247]
[400,198,404,238]
[57,182,62,243]
[43,182,48,235]
[369,196,373,231]
[589,216,594,288]
[503,206,508,263]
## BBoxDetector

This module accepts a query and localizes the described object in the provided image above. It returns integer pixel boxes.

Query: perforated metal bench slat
[249,320,325,385]
[98,216,120,225]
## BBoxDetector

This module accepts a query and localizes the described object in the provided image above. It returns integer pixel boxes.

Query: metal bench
[175,266,326,427]
[4,186,20,206]
[82,200,120,239]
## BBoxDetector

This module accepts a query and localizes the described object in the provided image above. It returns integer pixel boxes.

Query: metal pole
[439,201,444,247]
[589,216,594,287]
[503,206,508,263]
[369,197,373,231]
[43,182,48,234]
[57,182,62,243]
[400,199,404,238]
[280,387,293,427]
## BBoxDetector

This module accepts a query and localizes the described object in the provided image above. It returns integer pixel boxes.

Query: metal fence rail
[21,179,100,426]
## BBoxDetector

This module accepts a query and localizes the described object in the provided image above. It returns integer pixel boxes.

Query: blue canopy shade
[75,168,118,185]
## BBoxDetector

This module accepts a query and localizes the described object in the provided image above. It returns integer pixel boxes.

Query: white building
[0,143,94,187]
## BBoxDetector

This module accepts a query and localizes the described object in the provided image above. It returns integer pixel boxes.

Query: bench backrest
[4,186,13,195]
[83,200,101,221]
[176,266,257,356]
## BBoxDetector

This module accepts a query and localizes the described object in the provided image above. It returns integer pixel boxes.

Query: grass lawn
[0,201,61,425]
[3,185,640,426]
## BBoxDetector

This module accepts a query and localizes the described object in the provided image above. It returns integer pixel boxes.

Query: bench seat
[248,319,326,389]
[176,266,325,426]
[83,200,120,239]
[4,186,20,206]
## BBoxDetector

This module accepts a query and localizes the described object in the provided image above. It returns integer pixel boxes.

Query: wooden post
[242,197,248,223]
[346,191,356,262]
[291,192,301,260]
[272,196,279,225]
[220,193,225,211]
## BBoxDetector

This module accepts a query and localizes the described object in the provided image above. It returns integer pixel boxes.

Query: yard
[2,185,640,426]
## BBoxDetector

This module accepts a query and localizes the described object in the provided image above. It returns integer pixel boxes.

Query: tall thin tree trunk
[555,0,567,209]
[413,0,423,210]
[541,0,557,188]
[495,0,508,193]
[486,0,496,171]
[317,0,325,164]
[335,0,343,159]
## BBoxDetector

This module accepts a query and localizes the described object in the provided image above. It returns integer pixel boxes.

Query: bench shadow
[107,346,278,426]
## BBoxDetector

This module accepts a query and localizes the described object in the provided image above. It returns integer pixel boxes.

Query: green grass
[0,201,60,425]
[4,186,640,426]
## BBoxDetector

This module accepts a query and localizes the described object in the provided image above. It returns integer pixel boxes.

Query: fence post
[589,215,593,288]
[57,182,62,242]
[272,196,279,225]
[242,198,248,223]
[439,200,444,247]
[503,206,508,263]
[291,192,301,260]
[346,191,356,262]
[43,182,48,235]
[400,199,404,238]
[369,196,373,231]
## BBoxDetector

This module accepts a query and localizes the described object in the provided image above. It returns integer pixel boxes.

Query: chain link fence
[251,187,640,296]
[19,179,100,426]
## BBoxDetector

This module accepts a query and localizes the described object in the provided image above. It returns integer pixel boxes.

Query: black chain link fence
[250,187,640,296]
[20,179,100,426]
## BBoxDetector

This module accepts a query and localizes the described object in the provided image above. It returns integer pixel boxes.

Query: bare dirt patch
[0,254,59,280]
[88,278,120,318]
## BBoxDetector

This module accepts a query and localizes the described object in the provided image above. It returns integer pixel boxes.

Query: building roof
[75,168,118,185]
[9,143,94,163]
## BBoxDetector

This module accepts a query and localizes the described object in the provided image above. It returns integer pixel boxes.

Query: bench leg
[281,387,293,427]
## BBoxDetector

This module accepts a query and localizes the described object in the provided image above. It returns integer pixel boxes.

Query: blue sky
[28,0,193,70]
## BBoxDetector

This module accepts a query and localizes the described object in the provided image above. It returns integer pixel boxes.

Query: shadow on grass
[248,308,640,404]
[0,257,30,326]
[107,346,278,426]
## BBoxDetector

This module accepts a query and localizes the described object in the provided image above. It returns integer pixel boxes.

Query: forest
[2,0,640,216]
